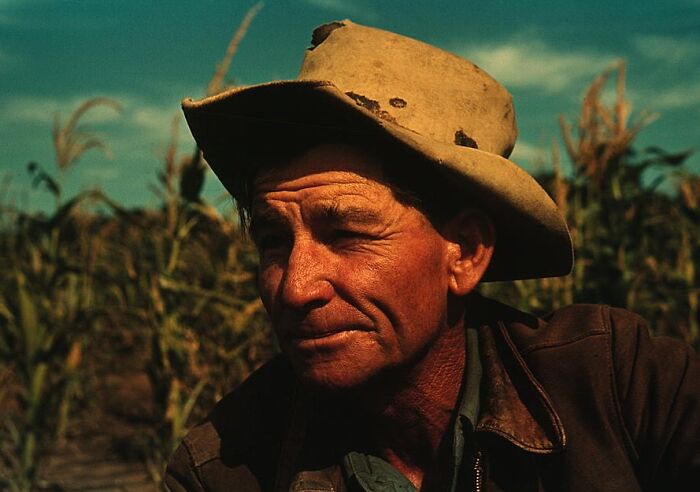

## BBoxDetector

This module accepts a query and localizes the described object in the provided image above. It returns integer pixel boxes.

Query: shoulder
[487,297,696,378]
[476,295,646,353]
[165,355,298,491]
[538,304,700,487]
[515,301,696,373]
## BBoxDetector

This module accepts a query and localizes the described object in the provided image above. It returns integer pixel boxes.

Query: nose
[279,236,334,311]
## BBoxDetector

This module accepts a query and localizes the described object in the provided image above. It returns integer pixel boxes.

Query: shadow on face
[248,143,494,391]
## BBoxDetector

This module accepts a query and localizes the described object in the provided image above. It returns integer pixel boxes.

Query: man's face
[251,143,455,390]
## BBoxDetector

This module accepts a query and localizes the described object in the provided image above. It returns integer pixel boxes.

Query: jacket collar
[470,295,566,453]
[475,321,566,453]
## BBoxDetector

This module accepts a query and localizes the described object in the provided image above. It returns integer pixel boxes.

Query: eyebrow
[315,202,382,226]
[249,201,383,238]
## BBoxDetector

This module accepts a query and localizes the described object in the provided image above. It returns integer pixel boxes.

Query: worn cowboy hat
[182,20,573,281]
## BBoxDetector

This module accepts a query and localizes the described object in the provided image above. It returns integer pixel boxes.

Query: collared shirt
[343,328,482,491]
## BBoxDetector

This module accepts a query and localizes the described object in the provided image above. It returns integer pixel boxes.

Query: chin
[294,359,381,393]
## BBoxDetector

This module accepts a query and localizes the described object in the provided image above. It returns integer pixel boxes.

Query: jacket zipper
[473,450,483,492]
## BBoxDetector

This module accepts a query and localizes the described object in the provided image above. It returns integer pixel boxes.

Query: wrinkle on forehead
[251,180,396,231]
[248,143,427,239]
[253,142,386,195]
[254,172,380,197]
[251,175,392,226]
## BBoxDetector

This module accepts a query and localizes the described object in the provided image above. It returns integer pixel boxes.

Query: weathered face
[251,143,455,390]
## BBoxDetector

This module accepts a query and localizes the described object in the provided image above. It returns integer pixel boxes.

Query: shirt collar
[461,326,482,425]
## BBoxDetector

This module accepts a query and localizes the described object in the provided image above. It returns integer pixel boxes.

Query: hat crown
[298,20,517,157]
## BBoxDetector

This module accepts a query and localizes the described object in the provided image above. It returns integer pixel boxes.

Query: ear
[442,210,495,296]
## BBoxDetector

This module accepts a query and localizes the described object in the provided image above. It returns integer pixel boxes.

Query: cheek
[337,236,448,333]
[394,241,449,320]
[374,236,447,296]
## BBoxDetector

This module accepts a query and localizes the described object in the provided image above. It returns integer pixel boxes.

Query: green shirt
[343,328,482,491]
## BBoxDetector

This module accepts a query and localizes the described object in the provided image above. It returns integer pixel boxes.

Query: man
[166,20,700,491]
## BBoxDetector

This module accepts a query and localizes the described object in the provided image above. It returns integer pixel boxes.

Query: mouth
[285,327,370,352]
[289,326,362,341]
[291,328,349,340]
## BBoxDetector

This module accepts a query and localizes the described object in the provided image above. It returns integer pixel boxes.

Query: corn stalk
[482,61,695,349]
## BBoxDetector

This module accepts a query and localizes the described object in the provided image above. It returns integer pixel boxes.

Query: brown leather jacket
[165,298,700,491]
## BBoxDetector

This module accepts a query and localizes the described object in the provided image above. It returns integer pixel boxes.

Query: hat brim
[182,80,573,281]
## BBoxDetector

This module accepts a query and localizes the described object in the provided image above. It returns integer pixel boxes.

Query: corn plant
[482,61,696,349]
[131,7,273,472]
[136,129,274,483]
[0,98,118,489]
[51,97,121,208]
[0,210,94,490]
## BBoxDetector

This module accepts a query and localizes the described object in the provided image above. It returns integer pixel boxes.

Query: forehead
[252,143,389,203]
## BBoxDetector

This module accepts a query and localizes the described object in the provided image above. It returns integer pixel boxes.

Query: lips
[278,321,371,351]
[275,306,376,355]
[290,329,347,340]
[287,329,373,358]
[285,323,370,342]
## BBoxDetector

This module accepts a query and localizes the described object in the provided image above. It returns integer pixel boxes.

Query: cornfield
[481,61,698,349]
[0,7,697,489]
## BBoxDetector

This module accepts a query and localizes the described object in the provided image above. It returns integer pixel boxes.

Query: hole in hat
[454,129,478,149]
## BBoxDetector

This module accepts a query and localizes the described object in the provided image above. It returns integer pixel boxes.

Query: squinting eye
[331,229,359,240]
[329,229,373,245]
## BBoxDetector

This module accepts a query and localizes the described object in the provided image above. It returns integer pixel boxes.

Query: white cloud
[81,165,121,183]
[511,141,549,164]
[0,93,193,172]
[2,95,123,125]
[301,0,378,21]
[648,81,700,110]
[0,93,184,135]
[634,35,700,65]
[456,38,613,92]
[132,106,182,134]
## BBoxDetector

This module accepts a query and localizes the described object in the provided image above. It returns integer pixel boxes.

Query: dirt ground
[41,447,157,492]
[36,371,162,491]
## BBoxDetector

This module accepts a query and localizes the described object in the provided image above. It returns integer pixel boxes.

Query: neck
[342,310,468,490]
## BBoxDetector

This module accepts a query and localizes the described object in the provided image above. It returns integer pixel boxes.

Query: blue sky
[1,0,699,213]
